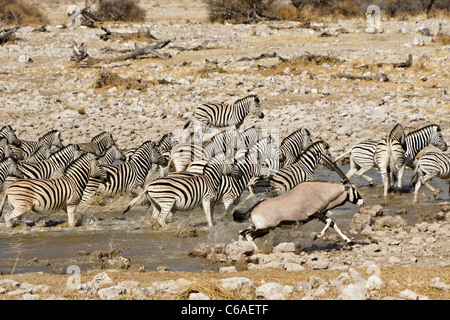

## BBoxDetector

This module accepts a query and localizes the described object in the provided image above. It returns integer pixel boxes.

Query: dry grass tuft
[174,279,250,300]
[0,0,48,26]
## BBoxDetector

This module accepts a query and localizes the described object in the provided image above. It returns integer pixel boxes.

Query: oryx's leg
[318,211,352,243]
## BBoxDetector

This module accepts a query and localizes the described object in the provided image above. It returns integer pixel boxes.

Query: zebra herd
[0,94,449,232]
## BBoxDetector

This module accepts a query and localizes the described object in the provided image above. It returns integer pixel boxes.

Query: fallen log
[71,39,171,66]
[99,26,158,42]
[0,11,20,45]
[332,71,389,82]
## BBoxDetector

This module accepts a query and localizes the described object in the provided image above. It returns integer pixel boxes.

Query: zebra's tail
[122,188,149,215]
[334,148,352,162]
[410,165,422,187]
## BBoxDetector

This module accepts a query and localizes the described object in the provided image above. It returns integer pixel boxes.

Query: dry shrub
[0,0,48,25]
[262,54,341,76]
[277,4,300,21]
[94,70,174,92]
[293,0,362,19]
[204,0,278,22]
[95,0,146,22]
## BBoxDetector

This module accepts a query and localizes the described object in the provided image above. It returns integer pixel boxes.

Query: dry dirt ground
[0,0,449,300]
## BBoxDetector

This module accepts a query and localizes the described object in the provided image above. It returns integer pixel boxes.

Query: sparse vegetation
[0,0,48,25]
[94,0,146,22]
[203,0,279,22]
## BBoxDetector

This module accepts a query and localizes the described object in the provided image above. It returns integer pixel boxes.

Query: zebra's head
[301,128,313,150]
[0,125,20,146]
[344,181,364,206]
[248,95,264,119]
[431,125,448,152]
[49,130,64,149]
[0,138,17,161]
[5,158,24,179]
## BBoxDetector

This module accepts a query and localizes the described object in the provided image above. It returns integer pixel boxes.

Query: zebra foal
[0,154,106,228]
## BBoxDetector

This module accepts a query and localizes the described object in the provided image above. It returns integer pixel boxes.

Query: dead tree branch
[332,71,389,82]
[0,11,20,45]
[71,39,171,66]
[99,26,158,42]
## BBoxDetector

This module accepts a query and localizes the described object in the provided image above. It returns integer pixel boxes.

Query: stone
[338,282,368,300]
[98,285,127,300]
[189,292,211,300]
[219,266,237,273]
[273,242,296,253]
[431,277,450,291]
[399,289,429,300]
[365,275,386,290]
[255,282,293,300]
[225,241,255,261]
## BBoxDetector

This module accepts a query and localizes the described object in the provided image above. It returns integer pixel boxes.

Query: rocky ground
[0,0,449,300]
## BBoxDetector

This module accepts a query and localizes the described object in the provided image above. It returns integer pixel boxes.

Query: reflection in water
[0,165,447,274]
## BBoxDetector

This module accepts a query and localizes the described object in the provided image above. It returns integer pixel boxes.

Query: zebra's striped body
[0,154,106,228]
[184,95,264,134]
[80,141,166,203]
[18,142,53,164]
[250,141,332,195]
[0,125,20,146]
[18,144,82,180]
[0,158,23,192]
[279,128,313,167]
[12,130,64,161]
[78,131,115,157]
[373,138,406,196]
[412,152,450,202]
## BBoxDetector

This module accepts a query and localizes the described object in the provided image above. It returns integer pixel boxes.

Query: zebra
[96,145,126,165]
[122,155,240,227]
[0,153,106,228]
[17,144,83,180]
[80,140,166,204]
[18,142,53,164]
[373,123,407,197]
[411,152,450,203]
[279,128,313,167]
[77,131,115,157]
[0,125,20,146]
[183,94,264,135]
[249,141,332,195]
[373,138,406,197]
[334,123,406,185]
[0,158,23,192]
[0,138,16,161]
[397,124,448,186]
[11,130,64,161]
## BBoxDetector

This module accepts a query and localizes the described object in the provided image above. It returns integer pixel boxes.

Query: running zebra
[279,128,313,167]
[17,144,83,179]
[249,141,332,195]
[77,131,115,157]
[397,124,448,185]
[0,138,16,161]
[334,123,406,185]
[411,152,450,203]
[80,140,166,204]
[0,158,23,192]
[183,95,264,135]
[0,125,20,146]
[0,154,106,228]
[11,130,64,161]
[123,155,240,227]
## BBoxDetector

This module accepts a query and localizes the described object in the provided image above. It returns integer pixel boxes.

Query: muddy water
[0,165,448,275]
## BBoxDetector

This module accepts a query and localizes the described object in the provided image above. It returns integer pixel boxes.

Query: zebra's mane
[406,124,440,137]
[91,131,112,142]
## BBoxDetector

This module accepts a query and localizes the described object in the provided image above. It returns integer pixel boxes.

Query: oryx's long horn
[321,154,351,185]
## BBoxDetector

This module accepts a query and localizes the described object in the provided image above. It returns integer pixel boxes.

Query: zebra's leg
[66,205,77,228]
[354,168,375,185]
[202,199,214,227]
[4,208,26,228]
[413,178,422,203]
[397,164,406,189]
[380,168,389,197]
[156,203,175,228]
